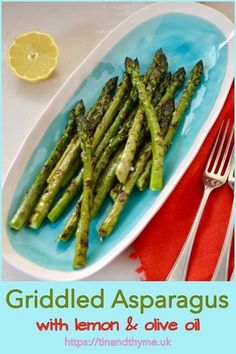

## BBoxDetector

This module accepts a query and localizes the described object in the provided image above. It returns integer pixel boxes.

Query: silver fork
[211,159,234,281]
[167,120,234,281]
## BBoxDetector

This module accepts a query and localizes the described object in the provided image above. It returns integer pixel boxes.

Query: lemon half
[8,31,59,83]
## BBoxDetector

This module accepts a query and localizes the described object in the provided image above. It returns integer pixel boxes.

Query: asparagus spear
[131,72,176,193]
[93,93,137,163]
[58,202,81,242]
[91,72,130,150]
[91,148,124,218]
[164,60,204,152]
[48,171,83,222]
[28,103,85,229]
[48,114,133,222]
[9,101,83,230]
[115,108,144,183]
[136,63,203,191]
[47,77,118,184]
[136,99,175,191]
[116,50,168,184]
[61,158,81,187]
[152,72,172,106]
[125,57,165,190]
[87,77,118,136]
[73,117,93,268]
[136,159,152,191]
[58,147,124,242]
[93,118,133,183]
[158,98,175,136]
[143,50,167,84]
[99,142,152,237]
[47,134,79,184]
[158,67,185,106]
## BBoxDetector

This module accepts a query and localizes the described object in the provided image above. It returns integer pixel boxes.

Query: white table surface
[2,2,233,281]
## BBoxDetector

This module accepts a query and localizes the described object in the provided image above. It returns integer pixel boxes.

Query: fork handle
[167,186,212,281]
[211,202,234,281]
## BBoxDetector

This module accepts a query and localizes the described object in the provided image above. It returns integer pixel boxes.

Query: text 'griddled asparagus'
[10,48,204,269]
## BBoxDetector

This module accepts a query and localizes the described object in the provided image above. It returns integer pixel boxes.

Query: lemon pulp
[8,31,59,82]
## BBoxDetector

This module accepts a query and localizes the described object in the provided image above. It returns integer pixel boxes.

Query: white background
[2,2,234,280]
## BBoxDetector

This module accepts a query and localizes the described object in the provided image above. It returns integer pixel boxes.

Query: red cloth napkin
[133,84,234,281]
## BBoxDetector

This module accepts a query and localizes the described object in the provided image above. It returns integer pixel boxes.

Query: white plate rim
[2,2,234,281]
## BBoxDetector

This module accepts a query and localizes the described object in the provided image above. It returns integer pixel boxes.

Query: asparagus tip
[74,99,85,116]
[134,57,139,66]
[197,59,204,67]
[155,48,164,56]
[106,76,119,89]
[153,48,168,73]
[173,67,186,82]
[189,60,204,85]
[192,60,204,75]
[125,57,139,74]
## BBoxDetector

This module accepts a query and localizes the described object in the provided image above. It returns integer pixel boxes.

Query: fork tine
[229,156,235,179]
[218,127,234,175]
[223,147,234,179]
[210,120,230,172]
[205,120,225,171]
